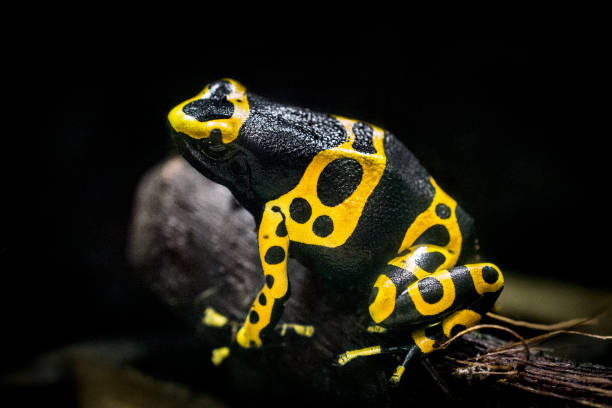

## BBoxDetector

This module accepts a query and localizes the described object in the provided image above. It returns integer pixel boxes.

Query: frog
[167,78,504,384]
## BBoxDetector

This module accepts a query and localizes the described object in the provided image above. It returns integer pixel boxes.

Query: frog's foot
[211,346,231,366]
[202,308,241,366]
[336,343,421,385]
[387,345,421,386]
[204,307,315,364]
[277,323,315,338]
[202,307,238,329]
[336,344,414,366]
[389,365,405,385]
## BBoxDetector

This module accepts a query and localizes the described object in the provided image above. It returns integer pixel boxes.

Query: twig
[437,323,530,363]
[486,312,599,331]
[471,329,612,362]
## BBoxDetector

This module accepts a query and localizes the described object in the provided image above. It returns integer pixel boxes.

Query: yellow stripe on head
[168,78,249,144]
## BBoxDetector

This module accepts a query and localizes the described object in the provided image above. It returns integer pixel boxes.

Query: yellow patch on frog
[388,244,456,281]
[397,178,462,258]
[411,328,437,353]
[369,274,397,324]
[442,309,481,338]
[266,116,386,248]
[167,78,249,144]
[468,263,504,295]
[408,270,456,316]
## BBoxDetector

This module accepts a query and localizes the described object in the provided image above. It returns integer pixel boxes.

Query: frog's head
[169,78,347,216]
[168,78,249,153]
[168,78,257,206]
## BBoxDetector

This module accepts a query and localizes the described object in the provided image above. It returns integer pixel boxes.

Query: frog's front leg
[236,204,291,348]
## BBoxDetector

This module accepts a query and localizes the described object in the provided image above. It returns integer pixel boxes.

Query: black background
[3,39,609,376]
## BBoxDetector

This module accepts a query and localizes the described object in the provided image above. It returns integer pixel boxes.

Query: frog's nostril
[183,99,234,122]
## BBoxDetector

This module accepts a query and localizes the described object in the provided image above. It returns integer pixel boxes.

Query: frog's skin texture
[168,79,504,383]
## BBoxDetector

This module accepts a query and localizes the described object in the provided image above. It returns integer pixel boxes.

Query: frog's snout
[181,98,234,123]
[167,78,249,145]
[167,98,231,140]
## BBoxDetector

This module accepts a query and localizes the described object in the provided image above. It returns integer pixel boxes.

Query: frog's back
[290,128,478,289]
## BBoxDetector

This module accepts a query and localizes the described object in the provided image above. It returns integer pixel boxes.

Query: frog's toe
[388,365,406,386]
[277,323,315,337]
[336,345,383,366]
[336,352,353,366]
[366,324,387,333]
[211,346,231,366]
[202,306,237,329]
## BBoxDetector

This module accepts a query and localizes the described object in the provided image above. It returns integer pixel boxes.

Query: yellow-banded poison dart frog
[167,79,504,384]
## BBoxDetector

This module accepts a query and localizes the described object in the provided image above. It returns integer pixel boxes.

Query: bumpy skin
[168,79,504,380]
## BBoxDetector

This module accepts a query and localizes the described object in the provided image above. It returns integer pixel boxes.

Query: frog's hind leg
[338,245,504,384]
[383,262,503,383]
[337,245,453,367]
[387,288,502,385]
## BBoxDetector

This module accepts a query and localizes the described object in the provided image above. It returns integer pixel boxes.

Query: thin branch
[486,312,599,331]
[470,329,612,362]
[436,323,530,362]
